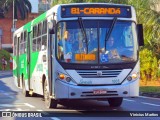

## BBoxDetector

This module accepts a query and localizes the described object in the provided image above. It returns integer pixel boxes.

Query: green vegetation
[0,0,32,20]
[140,48,158,81]
[140,86,160,93]
[0,49,11,70]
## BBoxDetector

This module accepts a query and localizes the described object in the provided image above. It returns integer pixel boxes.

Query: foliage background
[0,0,32,20]
[0,49,11,70]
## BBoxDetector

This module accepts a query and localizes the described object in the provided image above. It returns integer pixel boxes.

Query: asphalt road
[0,71,160,120]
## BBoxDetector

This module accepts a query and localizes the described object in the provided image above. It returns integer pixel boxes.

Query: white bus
[13,3,144,108]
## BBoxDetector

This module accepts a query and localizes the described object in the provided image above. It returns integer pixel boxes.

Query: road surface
[0,71,159,120]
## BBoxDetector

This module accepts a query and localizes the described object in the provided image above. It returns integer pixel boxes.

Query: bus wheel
[108,97,123,107]
[44,80,57,108]
[22,78,30,97]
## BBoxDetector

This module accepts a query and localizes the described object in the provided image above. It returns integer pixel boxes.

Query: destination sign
[71,8,121,15]
[75,53,96,61]
[61,5,131,18]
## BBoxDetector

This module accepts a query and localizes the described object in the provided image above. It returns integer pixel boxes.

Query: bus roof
[56,3,132,7]
[14,3,135,35]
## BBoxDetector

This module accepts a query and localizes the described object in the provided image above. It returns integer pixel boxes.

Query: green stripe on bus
[24,22,32,32]
[32,12,47,25]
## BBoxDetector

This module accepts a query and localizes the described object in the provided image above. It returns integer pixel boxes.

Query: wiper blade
[105,17,117,51]
[78,17,88,54]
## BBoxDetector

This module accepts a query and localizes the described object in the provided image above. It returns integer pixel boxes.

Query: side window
[20,33,24,54]
[24,31,27,53]
[38,23,42,36]
[14,36,17,56]
[33,26,37,38]
[19,32,28,54]
[32,39,37,52]
[32,25,37,52]
[41,20,47,51]
[42,20,47,34]
[42,36,47,51]
[24,31,27,42]
[20,33,23,43]
[37,37,42,51]
[18,37,21,55]
[36,22,42,51]
[20,43,24,54]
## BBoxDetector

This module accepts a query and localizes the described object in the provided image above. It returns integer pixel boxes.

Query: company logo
[97,71,102,76]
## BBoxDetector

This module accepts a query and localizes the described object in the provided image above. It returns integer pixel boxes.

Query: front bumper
[54,79,139,99]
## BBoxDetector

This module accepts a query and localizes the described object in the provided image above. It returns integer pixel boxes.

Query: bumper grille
[77,70,122,78]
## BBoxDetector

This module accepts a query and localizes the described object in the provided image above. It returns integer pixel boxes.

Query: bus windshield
[56,20,138,64]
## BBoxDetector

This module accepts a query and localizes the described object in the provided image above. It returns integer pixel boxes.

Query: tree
[0,0,8,18]
[140,48,158,84]
[0,0,32,20]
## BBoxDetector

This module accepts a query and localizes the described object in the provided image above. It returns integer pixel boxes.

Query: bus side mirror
[48,20,56,34]
[137,24,144,46]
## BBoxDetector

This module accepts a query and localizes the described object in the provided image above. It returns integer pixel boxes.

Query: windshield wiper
[105,17,117,51]
[78,17,88,54]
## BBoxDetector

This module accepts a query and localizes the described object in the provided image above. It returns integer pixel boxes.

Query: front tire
[44,80,57,108]
[108,97,123,107]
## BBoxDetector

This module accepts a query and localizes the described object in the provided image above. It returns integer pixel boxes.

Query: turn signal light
[59,74,65,80]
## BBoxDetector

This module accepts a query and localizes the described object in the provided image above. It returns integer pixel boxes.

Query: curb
[0,70,13,74]
[0,70,12,72]
[140,92,160,98]
[139,96,160,100]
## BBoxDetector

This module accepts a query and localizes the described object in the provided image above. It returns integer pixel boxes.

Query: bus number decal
[80,79,92,84]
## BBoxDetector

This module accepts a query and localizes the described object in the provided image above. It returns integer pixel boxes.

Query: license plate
[93,90,107,95]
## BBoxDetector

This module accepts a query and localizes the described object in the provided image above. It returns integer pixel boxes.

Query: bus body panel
[54,79,139,99]
[54,60,140,99]
[65,69,132,85]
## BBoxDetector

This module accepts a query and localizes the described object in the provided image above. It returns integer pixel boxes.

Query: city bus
[13,3,144,108]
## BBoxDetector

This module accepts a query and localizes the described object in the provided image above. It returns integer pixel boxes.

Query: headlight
[127,73,138,81]
[66,77,72,82]
[127,76,132,81]
[57,72,77,84]
[132,73,138,79]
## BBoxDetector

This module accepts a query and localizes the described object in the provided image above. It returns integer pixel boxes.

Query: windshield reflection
[56,20,138,64]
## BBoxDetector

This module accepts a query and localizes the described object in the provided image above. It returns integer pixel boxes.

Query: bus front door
[17,37,20,87]
[27,32,31,91]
